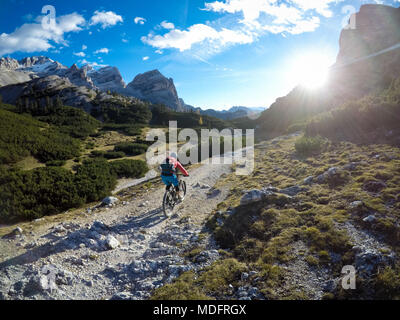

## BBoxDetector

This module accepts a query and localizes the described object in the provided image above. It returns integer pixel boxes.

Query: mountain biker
[160,153,189,201]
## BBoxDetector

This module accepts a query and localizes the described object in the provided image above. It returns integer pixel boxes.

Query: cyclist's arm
[176,161,189,176]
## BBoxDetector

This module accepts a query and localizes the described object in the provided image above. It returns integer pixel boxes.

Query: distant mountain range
[198,106,265,120]
[0,56,264,120]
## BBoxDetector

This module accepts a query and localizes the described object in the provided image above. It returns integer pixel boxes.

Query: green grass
[155,134,400,299]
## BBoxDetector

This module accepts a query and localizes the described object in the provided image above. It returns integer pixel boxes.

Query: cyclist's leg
[161,175,169,189]
[171,175,181,200]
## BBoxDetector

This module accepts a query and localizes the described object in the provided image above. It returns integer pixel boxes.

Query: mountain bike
[162,175,187,218]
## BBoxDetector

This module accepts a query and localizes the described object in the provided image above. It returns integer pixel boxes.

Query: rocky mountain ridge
[257,3,400,136]
[0,57,261,118]
[0,57,184,111]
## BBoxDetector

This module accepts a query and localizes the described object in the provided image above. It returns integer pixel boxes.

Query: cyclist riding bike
[160,153,189,201]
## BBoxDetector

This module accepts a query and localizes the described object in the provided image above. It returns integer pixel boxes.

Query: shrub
[90,150,106,158]
[0,109,80,164]
[305,78,400,143]
[375,266,400,299]
[295,136,326,156]
[90,150,126,159]
[103,151,126,159]
[0,166,83,222]
[0,157,147,223]
[114,142,148,156]
[74,159,117,203]
[110,159,148,178]
[46,160,66,167]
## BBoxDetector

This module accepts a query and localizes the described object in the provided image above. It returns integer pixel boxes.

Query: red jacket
[167,156,189,176]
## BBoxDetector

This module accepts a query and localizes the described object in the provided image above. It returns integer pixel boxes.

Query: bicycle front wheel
[179,180,187,200]
[162,191,175,218]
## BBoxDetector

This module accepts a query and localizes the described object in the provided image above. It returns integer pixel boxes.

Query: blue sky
[0,0,399,110]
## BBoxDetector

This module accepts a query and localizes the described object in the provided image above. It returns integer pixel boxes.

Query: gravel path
[0,160,233,300]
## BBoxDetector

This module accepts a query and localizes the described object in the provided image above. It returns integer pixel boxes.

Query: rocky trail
[0,160,233,300]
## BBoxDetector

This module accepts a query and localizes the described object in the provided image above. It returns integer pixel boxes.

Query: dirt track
[0,160,233,300]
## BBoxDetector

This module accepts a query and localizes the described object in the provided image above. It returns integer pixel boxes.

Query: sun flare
[290,53,333,89]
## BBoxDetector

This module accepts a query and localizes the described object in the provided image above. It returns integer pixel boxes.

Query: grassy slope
[152,134,400,300]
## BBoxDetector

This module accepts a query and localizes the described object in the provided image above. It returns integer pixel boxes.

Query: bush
[0,166,83,222]
[101,124,143,137]
[90,150,106,158]
[16,102,100,139]
[74,159,117,203]
[103,151,126,159]
[46,160,66,167]
[0,157,148,223]
[0,108,80,164]
[90,150,125,159]
[305,78,400,143]
[110,159,148,178]
[114,142,148,156]
[91,102,151,125]
[295,136,326,156]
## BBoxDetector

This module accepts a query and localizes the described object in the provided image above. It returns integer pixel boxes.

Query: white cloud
[79,59,107,68]
[142,56,150,61]
[155,49,164,54]
[122,39,128,43]
[0,13,85,55]
[82,44,87,50]
[142,0,345,56]
[291,0,342,18]
[203,0,343,31]
[90,10,123,29]
[160,21,175,30]
[134,17,146,25]
[94,47,109,54]
[73,51,86,57]
[142,23,254,52]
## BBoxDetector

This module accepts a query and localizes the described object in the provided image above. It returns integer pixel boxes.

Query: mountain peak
[70,64,79,71]
[127,69,183,111]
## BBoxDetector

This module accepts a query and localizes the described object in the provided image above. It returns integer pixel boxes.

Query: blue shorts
[161,174,179,188]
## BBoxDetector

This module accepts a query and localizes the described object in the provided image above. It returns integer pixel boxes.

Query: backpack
[160,163,175,176]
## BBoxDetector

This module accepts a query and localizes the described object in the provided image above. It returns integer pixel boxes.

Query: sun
[290,53,333,89]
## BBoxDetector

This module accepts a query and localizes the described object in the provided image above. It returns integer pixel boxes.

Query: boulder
[241,190,265,205]
[280,185,307,196]
[102,196,119,206]
[303,176,314,185]
[363,215,377,223]
[110,292,135,300]
[105,235,120,250]
[317,167,348,186]
[349,201,363,209]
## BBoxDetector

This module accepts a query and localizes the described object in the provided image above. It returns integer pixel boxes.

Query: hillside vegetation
[0,95,240,224]
[307,79,400,145]
[153,134,400,300]
[0,102,149,224]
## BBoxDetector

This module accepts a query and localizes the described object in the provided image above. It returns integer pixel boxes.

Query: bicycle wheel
[162,190,175,218]
[179,180,187,200]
